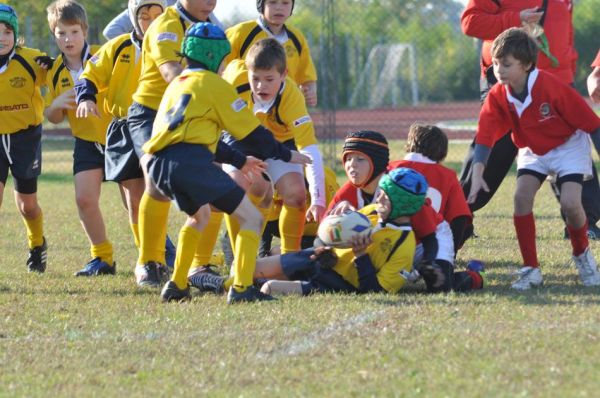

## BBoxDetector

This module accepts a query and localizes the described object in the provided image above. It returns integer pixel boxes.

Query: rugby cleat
[135,261,170,288]
[511,266,543,290]
[227,286,276,304]
[188,272,226,294]
[573,247,600,287]
[74,257,116,276]
[27,237,47,273]
[161,281,191,302]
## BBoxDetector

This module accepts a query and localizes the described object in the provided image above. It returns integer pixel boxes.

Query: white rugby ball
[317,210,372,248]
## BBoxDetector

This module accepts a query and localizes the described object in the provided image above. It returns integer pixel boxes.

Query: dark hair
[405,123,448,162]
[491,27,537,70]
[245,38,286,74]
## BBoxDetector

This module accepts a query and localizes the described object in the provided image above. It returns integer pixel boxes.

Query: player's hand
[306,204,326,223]
[34,56,55,70]
[240,156,267,181]
[76,100,100,118]
[520,8,543,25]
[329,200,355,215]
[301,81,318,107]
[52,89,76,110]
[289,150,312,165]
[467,163,489,204]
[587,68,600,103]
[349,233,371,257]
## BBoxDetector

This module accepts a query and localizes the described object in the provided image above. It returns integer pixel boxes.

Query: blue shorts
[127,101,157,158]
[280,249,357,295]
[73,137,105,175]
[147,143,245,216]
[0,125,42,191]
[105,118,143,182]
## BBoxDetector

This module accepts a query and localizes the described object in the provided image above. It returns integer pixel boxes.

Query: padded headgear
[0,4,18,43]
[128,0,166,36]
[181,22,231,73]
[342,130,389,187]
[257,0,295,15]
[378,168,427,219]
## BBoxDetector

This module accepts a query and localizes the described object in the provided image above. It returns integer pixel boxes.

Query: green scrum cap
[378,167,428,219]
[0,4,18,43]
[181,22,231,73]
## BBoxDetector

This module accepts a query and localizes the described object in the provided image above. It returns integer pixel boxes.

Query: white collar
[505,68,539,117]
[0,47,15,75]
[256,16,288,44]
[404,152,436,164]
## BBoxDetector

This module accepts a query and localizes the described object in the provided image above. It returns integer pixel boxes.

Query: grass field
[2,138,600,397]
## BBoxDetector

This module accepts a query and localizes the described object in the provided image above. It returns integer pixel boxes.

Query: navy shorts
[127,101,157,158]
[0,125,42,189]
[147,143,245,216]
[73,137,105,175]
[105,118,143,182]
[280,249,357,295]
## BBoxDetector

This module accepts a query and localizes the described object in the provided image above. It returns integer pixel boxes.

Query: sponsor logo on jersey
[293,115,311,127]
[9,76,26,88]
[231,98,247,112]
[61,77,71,88]
[539,102,554,121]
[0,103,29,111]
[89,55,100,64]
[157,32,178,42]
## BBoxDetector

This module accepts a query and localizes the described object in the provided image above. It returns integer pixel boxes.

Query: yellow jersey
[225,19,317,86]
[80,33,141,119]
[45,44,110,144]
[332,205,416,293]
[222,59,317,149]
[132,6,191,111]
[0,47,47,134]
[143,68,262,154]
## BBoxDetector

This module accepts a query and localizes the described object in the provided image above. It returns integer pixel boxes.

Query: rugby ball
[317,210,372,248]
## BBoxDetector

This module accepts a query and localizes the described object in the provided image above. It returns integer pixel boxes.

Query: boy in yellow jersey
[221,39,326,255]
[44,0,116,276]
[0,4,50,273]
[225,0,318,106]
[127,0,218,285]
[74,0,166,274]
[146,22,310,303]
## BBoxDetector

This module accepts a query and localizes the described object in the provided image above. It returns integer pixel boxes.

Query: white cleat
[573,247,600,287]
[511,266,543,290]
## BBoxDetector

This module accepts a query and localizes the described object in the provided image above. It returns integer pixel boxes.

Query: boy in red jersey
[468,28,600,290]
[388,123,472,253]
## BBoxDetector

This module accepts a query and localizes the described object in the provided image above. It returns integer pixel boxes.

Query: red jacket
[461,0,577,83]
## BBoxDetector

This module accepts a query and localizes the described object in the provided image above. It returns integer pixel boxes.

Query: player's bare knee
[513,191,534,213]
[75,193,98,212]
[283,190,306,209]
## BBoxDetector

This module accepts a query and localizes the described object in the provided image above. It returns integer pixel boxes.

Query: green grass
[2,139,600,397]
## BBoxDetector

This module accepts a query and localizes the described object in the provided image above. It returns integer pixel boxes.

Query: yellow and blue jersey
[80,33,141,119]
[0,47,48,134]
[332,204,416,293]
[45,44,110,144]
[144,68,262,154]
[222,59,317,149]
[225,19,317,86]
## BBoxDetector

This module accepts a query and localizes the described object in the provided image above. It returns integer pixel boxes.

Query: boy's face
[137,5,163,35]
[182,0,216,17]
[0,23,15,56]
[263,0,293,26]
[54,21,86,58]
[492,54,531,89]
[248,67,286,103]
[375,190,392,220]
[344,152,372,187]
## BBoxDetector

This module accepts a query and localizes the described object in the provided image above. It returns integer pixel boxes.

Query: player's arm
[461,0,537,40]
[158,61,183,84]
[103,9,131,40]
[44,80,75,124]
[588,64,600,103]
[349,234,384,293]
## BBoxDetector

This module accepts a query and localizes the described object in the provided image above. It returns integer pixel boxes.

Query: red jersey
[592,50,600,68]
[327,181,440,241]
[388,155,472,224]
[461,0,576,83]
[475,69,600,155]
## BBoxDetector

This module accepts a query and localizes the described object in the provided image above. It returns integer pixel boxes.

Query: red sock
[466,270,483,290]
[567,221,589,256]
[514,213,539,267]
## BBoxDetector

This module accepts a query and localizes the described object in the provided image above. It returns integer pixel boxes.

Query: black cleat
[189,272,226,294]
[161,281,191,302]
[27,237,47,273]
[227,286,276,304]
[135,261,170,288]
[74,257,116,276]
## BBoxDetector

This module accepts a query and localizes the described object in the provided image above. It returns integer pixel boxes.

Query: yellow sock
[172,225,201,290]
[279,205,306,254]
[138,193,170,264]
[22,211,44,248]
[233,229,259,290]
[224,276,234,290]
[91,240,113,265]
[224,213,241,251]
[130,223,140,248]
[192,211,223,267]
